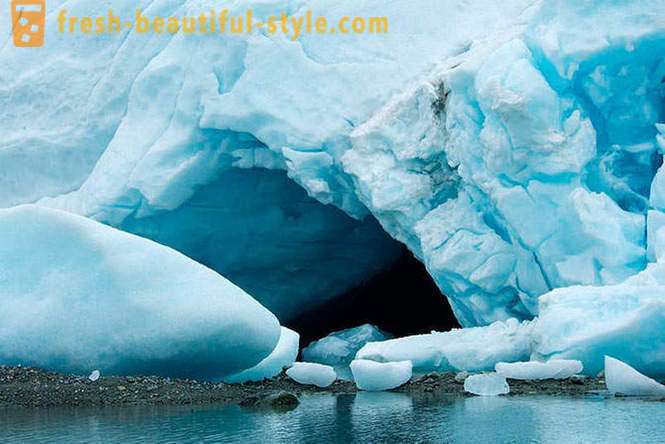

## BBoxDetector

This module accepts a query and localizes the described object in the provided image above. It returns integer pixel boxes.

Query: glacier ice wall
[3,0,665,328]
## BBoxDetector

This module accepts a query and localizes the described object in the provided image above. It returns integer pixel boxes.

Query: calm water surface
[1,393,664,443]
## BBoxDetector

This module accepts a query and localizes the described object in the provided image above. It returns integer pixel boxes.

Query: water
[1,393,664,443]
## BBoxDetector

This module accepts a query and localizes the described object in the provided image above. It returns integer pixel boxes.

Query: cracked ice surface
[2,0,665,330]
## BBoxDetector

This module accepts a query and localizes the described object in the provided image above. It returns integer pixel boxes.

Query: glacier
[0,205,280,379]
[2,0,665,377]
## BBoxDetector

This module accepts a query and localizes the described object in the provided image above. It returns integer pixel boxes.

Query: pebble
[454,371,469,383]
[570,375,586,385]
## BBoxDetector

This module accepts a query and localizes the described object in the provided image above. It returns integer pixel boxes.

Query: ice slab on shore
[350,360,413,392]
[464,373,510,396]
[0,205,280,380]
[223,327,300,383]
[356,319,531,373]
[605,356,665,397]
[286,363,337,388]
[495,360,583,380]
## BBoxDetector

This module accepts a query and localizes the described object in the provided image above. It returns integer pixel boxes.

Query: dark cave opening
[286,246,461,348]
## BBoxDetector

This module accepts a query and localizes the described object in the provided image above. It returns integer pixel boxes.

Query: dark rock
[266,391,300,410]
[570,375,586,385]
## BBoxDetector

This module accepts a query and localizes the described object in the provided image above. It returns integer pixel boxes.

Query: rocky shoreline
[0,365,632,409]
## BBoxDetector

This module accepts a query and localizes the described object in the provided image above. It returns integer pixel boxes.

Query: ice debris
[350,360,412,392]
[286,363,337,388]
[464,373,510,396]
[605,356,665,397]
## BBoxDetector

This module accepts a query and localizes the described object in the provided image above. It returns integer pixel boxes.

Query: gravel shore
[0,365,624,409]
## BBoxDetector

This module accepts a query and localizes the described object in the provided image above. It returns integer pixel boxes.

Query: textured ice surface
[223,327,300,384]
[302,324,391,379]
[605,356,665,397]
[350,359,412,391]
[464,373,510,396]
[3,0,665,363]
[356,318,531,373]
[495,360,583,380]
[0,205,280,379]
[531,256,665,377]
[1,0,539,325]
[286,363,337,388]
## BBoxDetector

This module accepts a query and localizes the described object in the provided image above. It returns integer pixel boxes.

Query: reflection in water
[1,394,664,443]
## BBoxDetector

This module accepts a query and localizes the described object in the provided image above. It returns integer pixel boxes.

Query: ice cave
[2,0,665,412]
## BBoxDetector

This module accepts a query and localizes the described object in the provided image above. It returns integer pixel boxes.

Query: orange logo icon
[11,0,45,47]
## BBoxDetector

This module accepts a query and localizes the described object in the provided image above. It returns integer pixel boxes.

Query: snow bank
[605,356,665,397]
[286,363,337,388]
[495,360,583,380]
[223,327,300,383]
[350,360,412,391]
[464,373,510,396]
[356,319,531,373]
[0,205,280,379]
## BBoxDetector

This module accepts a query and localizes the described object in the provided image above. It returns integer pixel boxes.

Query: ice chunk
[495,360,583,380]
[0,205,280,380]
[223,327,300,384]
[350,360,412,391]
[286,363,336,388]
[302,324,391,379]
[531,262,665,377]
[88,370,100,382]
[464,373,510,396]
[605,356,665,397]
[356,319,532,373]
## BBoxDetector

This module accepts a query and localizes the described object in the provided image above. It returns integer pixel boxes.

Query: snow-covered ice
[286,363,337,388]
[302,324,391,379]
[223,327,300,383]
[605,356,665,397]
[495,360,583,380]
[350,360,413,392]
[464,373,510,396]
[0,205,280,379]
[356,319,531,373]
